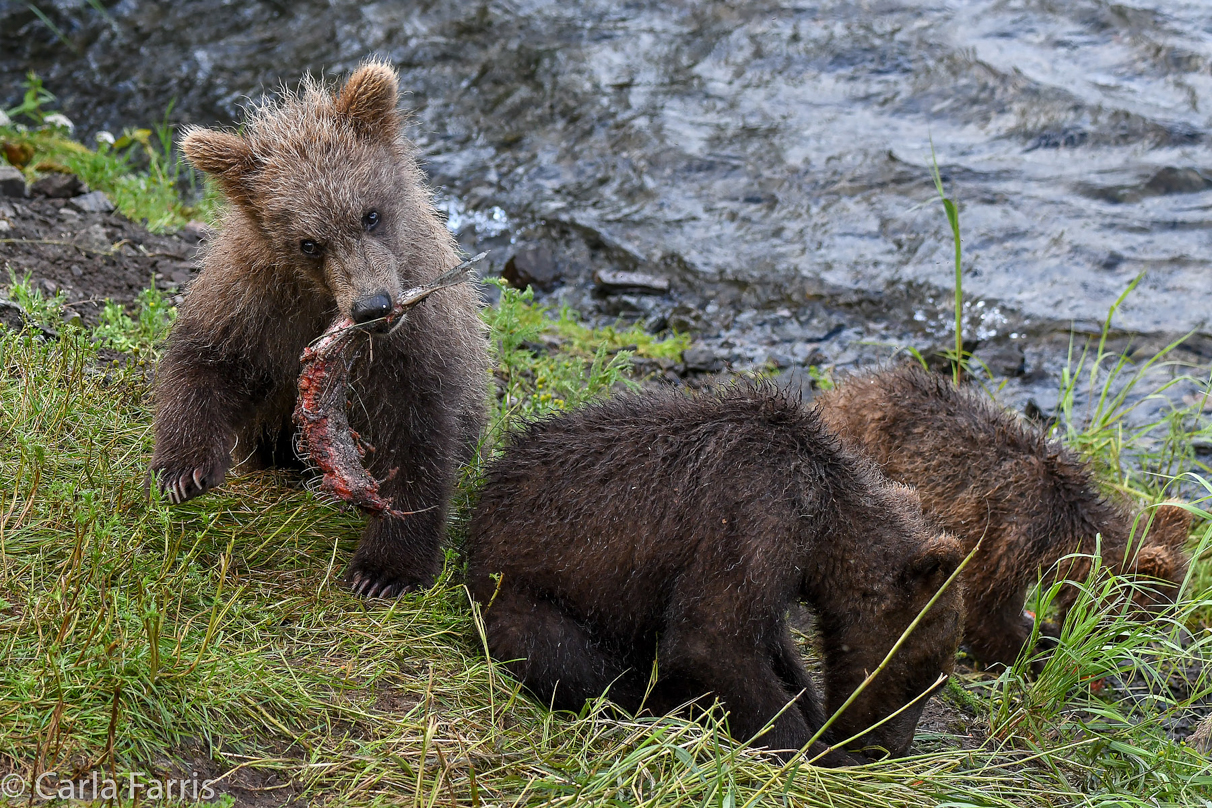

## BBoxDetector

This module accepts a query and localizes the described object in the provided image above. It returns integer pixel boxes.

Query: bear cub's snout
[351,292,394,326]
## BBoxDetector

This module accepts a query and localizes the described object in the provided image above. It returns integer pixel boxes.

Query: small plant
[1052,276,1211,501]
[929,141,966,384]
[1,81,198,230]
[807,364,834,391]
[481,280,638,433]
[3,71,56,125]
[3,270,66,330]
[92,285,177,353]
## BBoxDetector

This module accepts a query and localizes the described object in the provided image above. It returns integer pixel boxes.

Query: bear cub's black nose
[351,292,393,324]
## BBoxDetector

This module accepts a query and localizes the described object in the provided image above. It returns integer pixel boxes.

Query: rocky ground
[0,172,203,331]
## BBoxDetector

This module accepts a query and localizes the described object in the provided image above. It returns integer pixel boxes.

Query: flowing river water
[2,0,1211,416]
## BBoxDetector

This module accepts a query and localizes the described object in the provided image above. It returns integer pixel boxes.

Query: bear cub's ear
[1147,502,1193,551]
[905,535,964,597]
[335,60,401,140]
[181,127,260,206]
[1133,544,1181,584]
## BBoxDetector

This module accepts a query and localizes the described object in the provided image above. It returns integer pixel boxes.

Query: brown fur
[467,385,964,763]
[818,365,1192,669]
[151,61,489,596]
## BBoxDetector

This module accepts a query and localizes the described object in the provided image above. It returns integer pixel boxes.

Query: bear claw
[151,460,224,505]
[348,570,410,599]
[149,443,229,505]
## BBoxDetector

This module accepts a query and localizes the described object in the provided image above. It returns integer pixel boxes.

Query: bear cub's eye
[363,209,380,232]
[300,239,321,256]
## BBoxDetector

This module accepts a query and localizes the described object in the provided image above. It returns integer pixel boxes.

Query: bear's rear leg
[770,628,828,731]
[484,585,646,713]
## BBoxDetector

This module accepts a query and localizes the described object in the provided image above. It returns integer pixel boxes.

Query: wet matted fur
[150,61,489,597]
[468,384,963,763]
[818,364,1191,669]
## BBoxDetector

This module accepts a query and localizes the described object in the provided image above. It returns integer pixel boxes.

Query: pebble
[0,165,25,198]
[682,345,724,373]
[1144,167,1211,196]
[593,269,670,294]
[68,190,115,213]
[503,245,561,291]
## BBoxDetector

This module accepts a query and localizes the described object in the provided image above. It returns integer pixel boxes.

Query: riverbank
[3,103,1212,805]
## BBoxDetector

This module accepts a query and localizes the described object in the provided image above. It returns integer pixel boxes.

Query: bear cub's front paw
[345,560,430,600]
[150,449,230,504]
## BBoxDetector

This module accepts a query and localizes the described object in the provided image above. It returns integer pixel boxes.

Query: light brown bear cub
[818,365,1192,669]
[151,62,488,597]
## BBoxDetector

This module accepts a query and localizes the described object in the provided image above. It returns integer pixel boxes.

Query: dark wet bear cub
[818,364,1192,669]
[468,385,964,763]
[150,62,489,597]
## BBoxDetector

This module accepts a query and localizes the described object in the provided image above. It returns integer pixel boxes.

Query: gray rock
[767,351,793,369]
[593,269,670,294]
[74,222,111,252]
[502,246,560,291]
[1023,389,1060,424]
[30,171,86,199]
[600,294,662,318]
[67,190,115,213]
[682,345,724,373]
[1144,167,1212,196]
[161,262,195,286]
[179,220,212,243]
[973,342,1026,378]
[643,312,667,333]
[667,304,706,333]
[800,319,845,343]
[0,165,25,198]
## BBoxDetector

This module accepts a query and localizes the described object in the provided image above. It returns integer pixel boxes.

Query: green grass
[0,123,212,231]
[1,281,1211,806]
[482,280,688,431]
[92,285,177,355]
